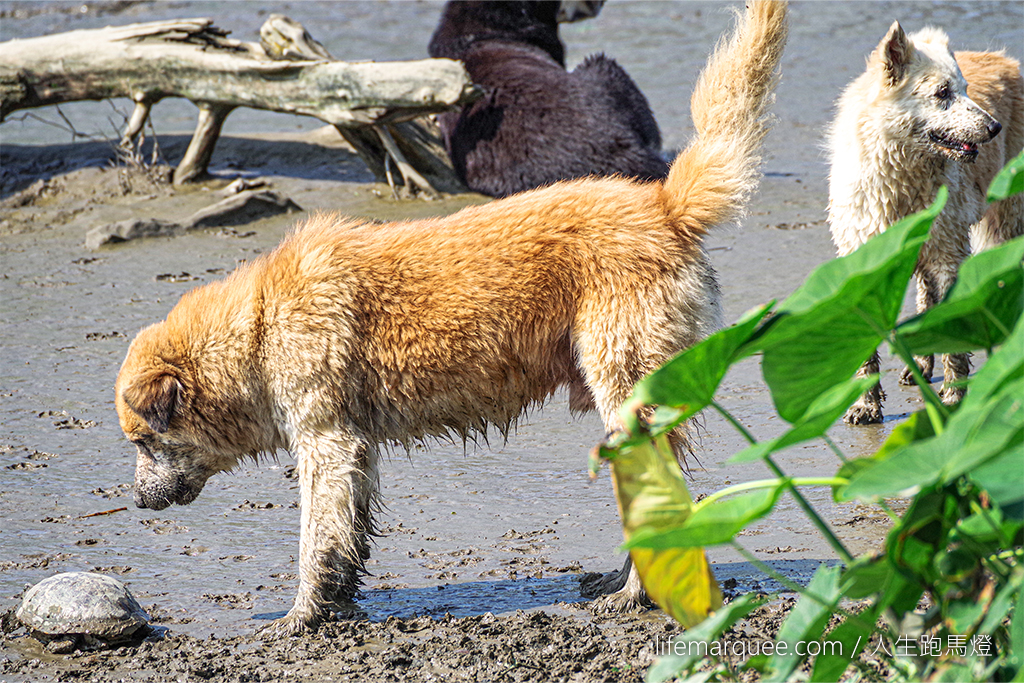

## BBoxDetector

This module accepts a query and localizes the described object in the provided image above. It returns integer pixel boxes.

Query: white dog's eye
[936,85,951,100]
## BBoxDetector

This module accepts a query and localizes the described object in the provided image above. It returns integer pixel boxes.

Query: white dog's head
[870,21,1002,162]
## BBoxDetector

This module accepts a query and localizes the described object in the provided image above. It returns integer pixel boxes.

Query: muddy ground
[0,128,881,683]
[1,1,1021,682]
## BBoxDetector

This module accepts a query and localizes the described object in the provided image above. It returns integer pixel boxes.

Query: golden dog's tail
[662,0,788,233]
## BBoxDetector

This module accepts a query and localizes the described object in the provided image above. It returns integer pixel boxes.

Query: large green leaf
[896,236,1024,355]
[832,410,936,501]
[620,303,773,435]
[809,602,880,682]
[885,486,957,586]
[729,375,878,464]
[960,313,1024,404]
[841,391,1021,500]
[987,149,1024,202]
[624,482,787,549]
[766,564,842,682]
[753,190,945,423]
[840,317,1024,501]
[1007,569,1024,674]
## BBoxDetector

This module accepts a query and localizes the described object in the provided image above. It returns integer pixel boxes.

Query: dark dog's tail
[662,0,788,233]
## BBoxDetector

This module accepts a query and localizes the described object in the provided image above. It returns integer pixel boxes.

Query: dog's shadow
[251,558,835,624]
[253,574,586,624]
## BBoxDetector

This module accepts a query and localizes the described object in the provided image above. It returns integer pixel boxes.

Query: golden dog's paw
[588,589,652,614]
[256,609,325,639]
[579,570,625,599]
[844,403,883,425]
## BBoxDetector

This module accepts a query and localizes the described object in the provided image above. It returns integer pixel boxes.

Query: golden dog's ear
[879,21,912,86]
[121,371,182,434]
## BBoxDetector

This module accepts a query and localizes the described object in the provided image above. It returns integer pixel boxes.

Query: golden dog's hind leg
[260,430,379,637]
[574,323,694,611]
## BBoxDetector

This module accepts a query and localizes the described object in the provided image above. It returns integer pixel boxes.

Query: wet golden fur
[116,0,788,635]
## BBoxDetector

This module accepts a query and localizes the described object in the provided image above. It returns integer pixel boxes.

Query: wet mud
[2,1,1022,681]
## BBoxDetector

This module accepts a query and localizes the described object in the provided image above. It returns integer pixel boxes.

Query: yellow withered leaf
[599,434,722,627]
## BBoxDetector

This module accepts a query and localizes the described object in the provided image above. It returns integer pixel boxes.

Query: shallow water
[1,0,1022,641]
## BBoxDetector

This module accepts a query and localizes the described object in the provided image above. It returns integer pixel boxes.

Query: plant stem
[822,434,849,463]
[712,402,855,564]
[713,401,760,445]
[699,477,848,508]
[824,433,900,522]
[887,331,949,431]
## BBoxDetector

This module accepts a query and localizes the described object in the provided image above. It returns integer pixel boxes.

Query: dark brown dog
[428,1,668,197]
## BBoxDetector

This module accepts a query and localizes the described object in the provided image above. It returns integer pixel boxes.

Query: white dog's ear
[879,21,912,85]
[122,370,182,434]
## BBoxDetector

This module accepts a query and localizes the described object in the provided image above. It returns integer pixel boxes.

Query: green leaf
[810,603,880,682]
[1007,569,1024,673]
[624,483,786,549]
[886,486,957,586]
[936,546,979,583]
[955,506,1019,546]
[753,190,944,423]
[647,594,764,683]
[840,382,1022,501]
[840,318,1024,501]
[963,314,1024,404]
[896,236,1024,355]
[970,446,1024,521]
[621,303,773,434]
[946,594,990,634]
[841,554,893,600]
[832,411,936,501]
[987,149,1024,202]
[977,568,1022,637]
[729,375,878,464]
[766,564,842,682]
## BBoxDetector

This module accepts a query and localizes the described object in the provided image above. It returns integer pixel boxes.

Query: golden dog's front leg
[260,430,379,638]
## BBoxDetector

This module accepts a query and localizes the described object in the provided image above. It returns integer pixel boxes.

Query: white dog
[827,21,1023,424]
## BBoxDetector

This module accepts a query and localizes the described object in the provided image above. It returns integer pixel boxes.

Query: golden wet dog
[116,0,788,635]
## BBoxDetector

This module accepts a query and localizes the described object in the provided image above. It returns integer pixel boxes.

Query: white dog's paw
[899,355,933,386]
[940,384,965,406]
[844,402,883,425]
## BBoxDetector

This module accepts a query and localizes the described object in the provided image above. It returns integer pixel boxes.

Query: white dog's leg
[899,270,937,386]
[845,350,885,424]
[902,262,970,404]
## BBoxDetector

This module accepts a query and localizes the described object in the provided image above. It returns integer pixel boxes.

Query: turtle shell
[15,572,149,642]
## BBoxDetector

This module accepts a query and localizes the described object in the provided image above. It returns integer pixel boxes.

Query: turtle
[13,572,150,653]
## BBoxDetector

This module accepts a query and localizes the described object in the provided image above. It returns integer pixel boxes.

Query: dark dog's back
[429,1,668,197]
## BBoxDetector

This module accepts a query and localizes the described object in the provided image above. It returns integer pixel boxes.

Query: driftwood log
[0,15,478,194]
